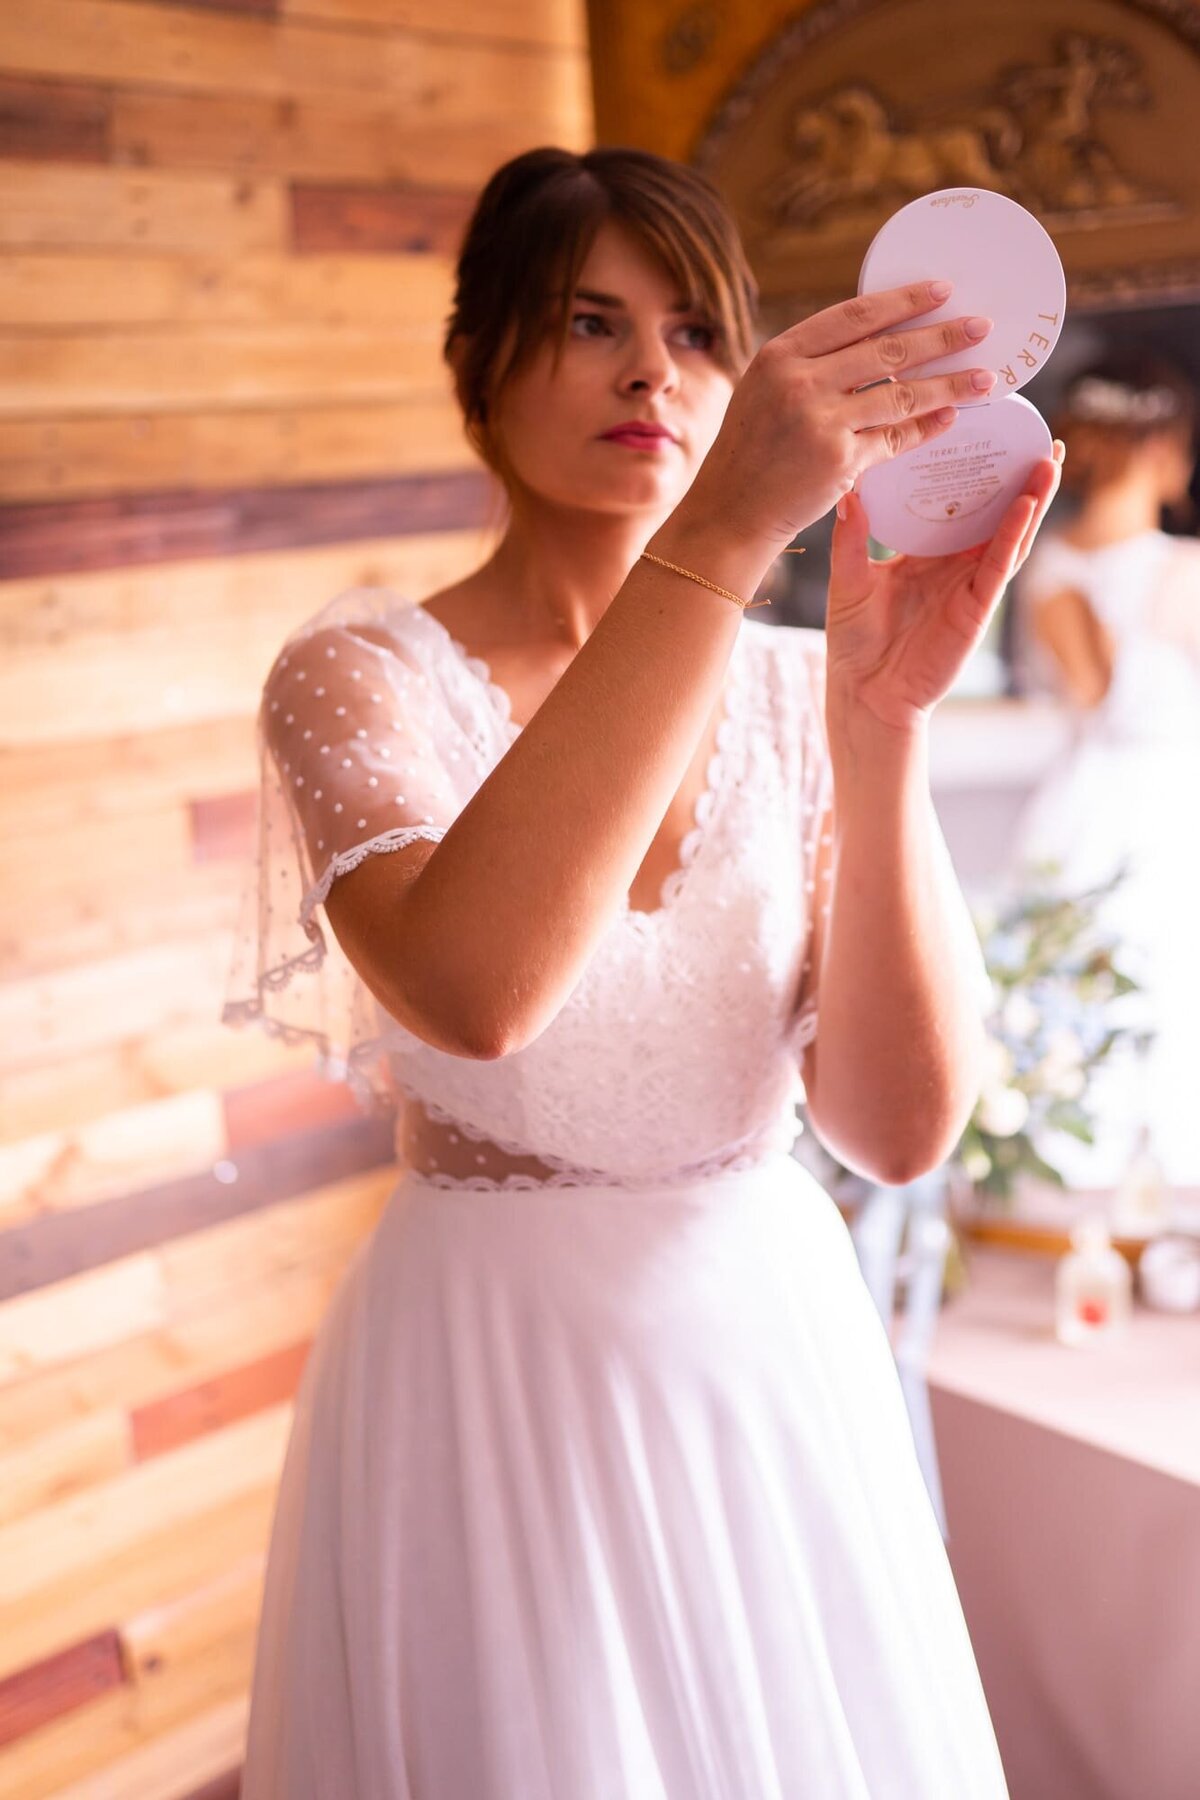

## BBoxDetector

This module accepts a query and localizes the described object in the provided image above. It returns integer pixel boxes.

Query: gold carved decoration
[589,0,1200,321]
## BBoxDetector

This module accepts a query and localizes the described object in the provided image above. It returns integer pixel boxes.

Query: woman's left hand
[824,441,1065,734]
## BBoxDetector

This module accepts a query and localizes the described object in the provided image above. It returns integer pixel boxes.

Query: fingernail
[964,316,993,341]
[970,369,997,391]
[929,280,953,301]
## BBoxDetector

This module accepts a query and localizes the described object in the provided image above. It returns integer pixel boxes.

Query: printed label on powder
[902,439,1003,522]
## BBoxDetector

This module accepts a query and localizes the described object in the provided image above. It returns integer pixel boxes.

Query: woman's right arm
[316,283,999,1059]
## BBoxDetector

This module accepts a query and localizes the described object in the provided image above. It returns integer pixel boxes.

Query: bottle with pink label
[1054,1215,1132,1346]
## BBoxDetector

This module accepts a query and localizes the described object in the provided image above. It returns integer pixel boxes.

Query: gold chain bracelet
[638,546,805,612]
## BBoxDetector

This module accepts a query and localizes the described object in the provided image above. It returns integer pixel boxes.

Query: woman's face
[486,218,738,521]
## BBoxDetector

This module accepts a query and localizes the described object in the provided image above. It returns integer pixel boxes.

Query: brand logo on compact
[930,193,977,209]
[999,309,1061,388]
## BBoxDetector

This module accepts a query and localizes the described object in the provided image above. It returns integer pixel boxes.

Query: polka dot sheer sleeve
[221,591,468,1109]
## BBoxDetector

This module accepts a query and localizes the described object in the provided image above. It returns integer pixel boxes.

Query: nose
[616,327,679,398]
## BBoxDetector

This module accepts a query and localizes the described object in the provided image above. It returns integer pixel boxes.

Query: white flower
[976,1085,1030,1137]
[1002,991,1040,1037]
[962,1145,993,1180]
[1043,1026,1085,1068]
[981,1035,1015,1086]
[1043,1064,1086,1100]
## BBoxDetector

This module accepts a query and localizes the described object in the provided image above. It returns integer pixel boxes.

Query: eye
[570,310,611,338]
[675,320,719,352]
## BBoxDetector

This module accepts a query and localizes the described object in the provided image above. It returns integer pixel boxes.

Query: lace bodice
[222,589,837,1191]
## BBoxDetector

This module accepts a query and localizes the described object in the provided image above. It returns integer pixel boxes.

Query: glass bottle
[1109,1121,1170,1239]
[1055,1215,1132,1346]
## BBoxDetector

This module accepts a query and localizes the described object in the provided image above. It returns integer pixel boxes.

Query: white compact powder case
[855,187,1066,555]
[858,394,1053,556]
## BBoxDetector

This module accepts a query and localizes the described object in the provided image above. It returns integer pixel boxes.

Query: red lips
[600,420,678,442]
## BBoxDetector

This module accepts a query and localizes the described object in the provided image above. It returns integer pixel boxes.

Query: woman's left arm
[802,703,986,1185]
[799,438,1066,1184]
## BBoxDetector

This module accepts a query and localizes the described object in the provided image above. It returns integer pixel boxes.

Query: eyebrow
[568,287,695,313]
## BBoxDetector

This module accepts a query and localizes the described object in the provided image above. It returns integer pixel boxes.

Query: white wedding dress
[223,590,1010,1798]
[1012,527,1200,1187]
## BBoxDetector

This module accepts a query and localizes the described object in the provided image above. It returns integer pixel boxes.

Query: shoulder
[263,589,427,694]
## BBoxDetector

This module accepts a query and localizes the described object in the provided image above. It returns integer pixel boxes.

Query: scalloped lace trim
[399,1084,802,1191]
[300,825,446,931]
[418,601,744,925]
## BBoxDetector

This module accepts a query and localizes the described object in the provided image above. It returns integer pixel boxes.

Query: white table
[922,1243,1200,1800]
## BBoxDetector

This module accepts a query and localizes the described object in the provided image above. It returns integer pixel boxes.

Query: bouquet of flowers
[795,855,1154,1211]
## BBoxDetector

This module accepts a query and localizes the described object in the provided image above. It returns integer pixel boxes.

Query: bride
[1012,349,1200,1188]
[225,145,1063,1796]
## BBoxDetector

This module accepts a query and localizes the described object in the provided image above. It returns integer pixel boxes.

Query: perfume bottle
[1055,1215,1132,1346]
[1109,1122,1170,1239]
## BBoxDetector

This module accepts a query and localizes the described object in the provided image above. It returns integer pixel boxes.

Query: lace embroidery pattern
[400,1085,802,1192]
[419,602,744,925]
[221,592,832,1175]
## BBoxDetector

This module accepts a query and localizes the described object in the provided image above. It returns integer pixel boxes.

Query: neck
[1066,479,1163,550]
[480,499,672,653]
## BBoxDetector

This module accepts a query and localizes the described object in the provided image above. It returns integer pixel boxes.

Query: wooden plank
[114,83,582,182]
[280,0,587,51]
[0,857,241,985]
[0,1107,395,1299]
[6,1654,252,1798]
[0,1195,376,1448]
[0,325,444,415]
[0,2,589,108]
[130,1338,312,1459]
[0,1087,226,1229]
[0,799,193,916]
[190,789,256,864]
[49,1696,247,1800]
[0,1409,131,1529]
[0,162,287,254]
[0,1019,311,1146]
[0,1474,267,1725]
[0,935,240,1077]
[123,1552,265,1690]
[0,531,492,752]
[0,1406,290,1614]
[0,717,257,838]
[222,1063,365,1149]
[0,249,454,328]
[0,1630,125,1752]
[0,1255,168,1383]
[291,181,471,254]
[0,76,109,162]
[0,526,483,658]
[0,470,491,578]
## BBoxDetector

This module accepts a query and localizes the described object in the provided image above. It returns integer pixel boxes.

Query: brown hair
[442,145,760,491]
[1051,348,1197,503]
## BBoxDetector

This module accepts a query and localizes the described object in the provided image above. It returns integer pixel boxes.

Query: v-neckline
[413,601,743,927]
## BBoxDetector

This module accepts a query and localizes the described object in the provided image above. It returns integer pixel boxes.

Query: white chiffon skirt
[240,1151,1010,1799]
[1012,736,1200,1187]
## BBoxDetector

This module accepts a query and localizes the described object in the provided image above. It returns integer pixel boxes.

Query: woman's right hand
[682,280,997,556]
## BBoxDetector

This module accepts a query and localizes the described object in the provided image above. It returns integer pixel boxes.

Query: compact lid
[858,188,1066,403]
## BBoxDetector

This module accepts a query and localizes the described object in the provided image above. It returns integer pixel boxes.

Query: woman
[225,145,1061,1796]
[1012,350,1200,1188]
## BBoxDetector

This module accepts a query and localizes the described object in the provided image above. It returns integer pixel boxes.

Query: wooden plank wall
[0,3,591,1791]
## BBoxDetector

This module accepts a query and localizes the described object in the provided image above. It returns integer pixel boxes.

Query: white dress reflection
[1012,356,1200,1185]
